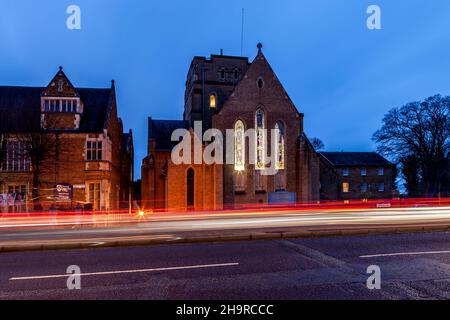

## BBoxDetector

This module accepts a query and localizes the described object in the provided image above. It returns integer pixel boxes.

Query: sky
[1,0,450,179]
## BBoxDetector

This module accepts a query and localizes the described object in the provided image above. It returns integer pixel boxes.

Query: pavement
[1,206,450,252]
[2,231,450,300]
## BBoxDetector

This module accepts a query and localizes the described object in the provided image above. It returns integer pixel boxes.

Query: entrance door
[187,169,195,209]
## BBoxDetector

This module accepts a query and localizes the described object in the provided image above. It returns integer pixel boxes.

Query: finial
[59,66,63,72]
[257,42,263,52]
[111,79,115,85]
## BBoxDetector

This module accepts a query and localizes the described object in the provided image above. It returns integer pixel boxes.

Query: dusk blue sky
[1,0,450,179]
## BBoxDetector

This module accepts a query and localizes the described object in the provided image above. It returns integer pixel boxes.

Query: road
[1,231,450,299]
[1,206,450,251]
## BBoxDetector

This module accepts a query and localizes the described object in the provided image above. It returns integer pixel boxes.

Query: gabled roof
[320,152,392,167]
[148,118,189,151]
[0,85,113,133]
[218,44,302,117]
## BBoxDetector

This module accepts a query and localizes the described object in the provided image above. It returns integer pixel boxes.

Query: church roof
[0,85,114,133]
[320,152,392,167]
[148,118,189,151]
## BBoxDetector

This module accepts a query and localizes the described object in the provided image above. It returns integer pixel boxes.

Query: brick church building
[142,44,321,211]
[0,68,134,212]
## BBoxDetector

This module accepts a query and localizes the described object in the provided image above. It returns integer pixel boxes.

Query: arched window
[234,120,245,171]
[255,109,265,170]
[209,94,217,109]
[275,121,285,170]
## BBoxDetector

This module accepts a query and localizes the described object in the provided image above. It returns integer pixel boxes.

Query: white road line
[360,251,450,259]
[9,262,240,281]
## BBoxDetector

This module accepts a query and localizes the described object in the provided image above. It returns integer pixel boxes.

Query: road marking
[360,251,450,259]
[9,262,240,281]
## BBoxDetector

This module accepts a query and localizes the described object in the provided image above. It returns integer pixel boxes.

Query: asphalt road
[2,231,450,300]
[1,207,450,251]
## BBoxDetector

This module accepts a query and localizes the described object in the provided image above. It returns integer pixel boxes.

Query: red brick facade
[0,68,133,213]
[141,46,321,211]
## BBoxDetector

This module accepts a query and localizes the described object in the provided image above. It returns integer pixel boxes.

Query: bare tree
[311,138,325,151]
[373,94,450,197]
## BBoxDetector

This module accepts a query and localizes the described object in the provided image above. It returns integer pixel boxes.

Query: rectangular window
[86,140,103,161]
[343,182,350,193]
[378,183,385,192]
[361,168,367,176]
[43,98,78,113]
[378,168,384,176]
[89,183,101,210]
[360,183,368,193]
[0,141,30,172]
[343,168,349,177]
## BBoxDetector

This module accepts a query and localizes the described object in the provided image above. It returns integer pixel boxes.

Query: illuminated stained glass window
[275,121,285,170]
[234,120,245,171]
[255,109,265,170]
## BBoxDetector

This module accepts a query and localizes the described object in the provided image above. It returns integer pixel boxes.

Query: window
[0,141,30,172]
[187,169,195,208]
[361,167,367,176]
[234,120,245,171]
[257,77,264,89]
[378,183,385,192]
[89,183,101,210]
[235,171,246,193]
[378,168,384,176]
[255,109,265,170]
[255,171,267,192]
[275,171,287,191]
[209,94,217,109]
[234,69,239,80]
[86,141,103,161]
[360,183,368,193]
[43,98,78,113]
[343,182,350,193]
[343,168,349,177]
[219,68,225,80]
[275,121,285,170]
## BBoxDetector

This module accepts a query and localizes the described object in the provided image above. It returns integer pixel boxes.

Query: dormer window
[43,98,79,113]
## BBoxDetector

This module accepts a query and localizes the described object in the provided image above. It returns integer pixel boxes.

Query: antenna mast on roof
[241,8,245,56]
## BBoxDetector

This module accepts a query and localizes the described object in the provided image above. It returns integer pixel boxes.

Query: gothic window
[255,109,265,170]
[275,121,285,170]
[234,120,245,171]
[257,77,264,89]
[209,94,217,109]
[234,69,239,81]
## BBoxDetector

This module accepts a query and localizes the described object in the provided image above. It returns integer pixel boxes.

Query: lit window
[275,121,285,170]
[360,183,368,193]
[343,168,349,177]
[378,168,384,176]
[209,94,217,109]
[255,109,265,170]
[234,120,245,171]
[89,183,101,210]
[86,141,103,161]
[343,182,350,193]
[378,183,385,192]
[361,168,367,176]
